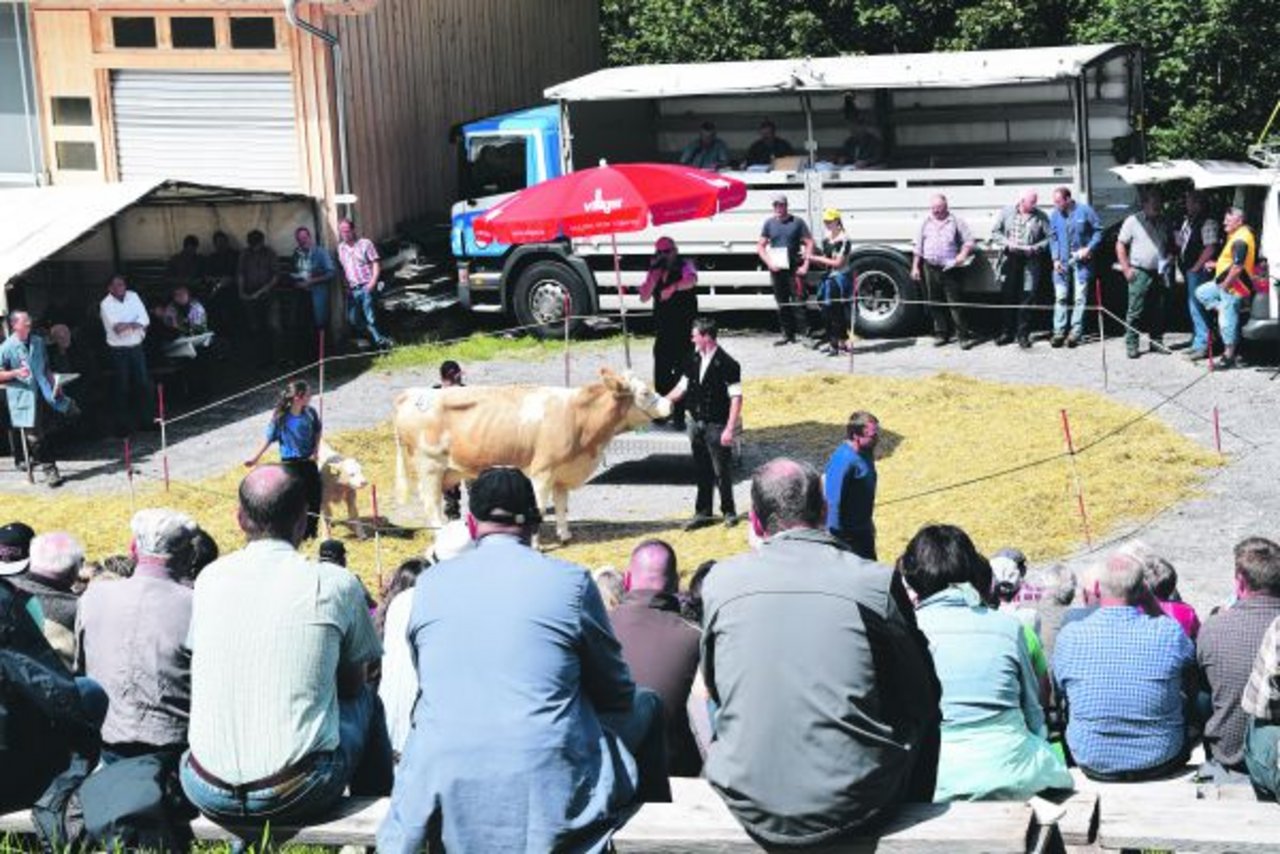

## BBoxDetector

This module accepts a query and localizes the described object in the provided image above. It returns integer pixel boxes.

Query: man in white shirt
[99,275,152,436]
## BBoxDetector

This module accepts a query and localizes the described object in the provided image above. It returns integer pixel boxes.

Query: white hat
[427,520,475,563]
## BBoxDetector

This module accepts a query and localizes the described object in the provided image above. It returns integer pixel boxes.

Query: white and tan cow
[393,369,671,541]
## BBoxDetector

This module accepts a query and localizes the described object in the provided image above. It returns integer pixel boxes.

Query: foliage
[600,0,1280,159]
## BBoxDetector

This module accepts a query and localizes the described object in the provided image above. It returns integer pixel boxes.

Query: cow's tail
[394,428,409,505]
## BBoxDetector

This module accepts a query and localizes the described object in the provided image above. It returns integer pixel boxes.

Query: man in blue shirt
[822,410,879,560]
[1048,187,1104,347]
[379,467,669,854]
[1053,548,1197,781]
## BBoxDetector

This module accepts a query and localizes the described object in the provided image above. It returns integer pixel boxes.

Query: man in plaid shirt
[1241,618,1280,797]
[1053,549,1197,781]
[1197,538,1280,782]
[338,218,391,350]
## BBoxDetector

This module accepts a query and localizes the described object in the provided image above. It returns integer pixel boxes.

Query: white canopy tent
[545,44,1130,101]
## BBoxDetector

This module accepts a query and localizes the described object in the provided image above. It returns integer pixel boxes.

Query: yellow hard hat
[822,207,842,222]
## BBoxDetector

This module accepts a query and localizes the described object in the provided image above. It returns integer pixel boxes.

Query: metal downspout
[282,0,352,218]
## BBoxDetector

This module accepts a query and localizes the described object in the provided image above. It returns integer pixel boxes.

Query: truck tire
[848,254,922,338]
[511,260,590,338]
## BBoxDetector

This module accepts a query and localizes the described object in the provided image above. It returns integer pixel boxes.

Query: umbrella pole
[611,233,631,369]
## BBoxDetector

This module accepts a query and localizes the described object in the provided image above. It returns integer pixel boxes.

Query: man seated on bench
[1053,547,1198,781]
[379,467,670,854]
[1241,614,1280,799]
[180,465,393,826]
[1197,538,1280,784]
[700,458,941,847]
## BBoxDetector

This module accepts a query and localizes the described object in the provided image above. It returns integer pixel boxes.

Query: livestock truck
[450,43,1145,337]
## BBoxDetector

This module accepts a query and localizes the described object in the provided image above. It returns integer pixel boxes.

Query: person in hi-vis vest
[1194,206,1257,370]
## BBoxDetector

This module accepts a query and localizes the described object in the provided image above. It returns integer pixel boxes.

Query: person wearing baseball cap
[757,194,814,345]
[810,208,855,355]
[639,235,698,430]
[0,521,35,576]
[381,466,671,853]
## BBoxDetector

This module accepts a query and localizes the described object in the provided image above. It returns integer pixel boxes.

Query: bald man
[181,464,392,825]
[611,539,703,776]
[991,191,1051,348]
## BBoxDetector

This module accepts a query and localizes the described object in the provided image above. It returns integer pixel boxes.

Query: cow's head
[601,368,672,426]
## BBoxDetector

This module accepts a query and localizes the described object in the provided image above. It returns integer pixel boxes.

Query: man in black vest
[664,317,743,530]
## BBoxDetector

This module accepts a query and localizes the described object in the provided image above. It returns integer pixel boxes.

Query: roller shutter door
[112,70,299,191]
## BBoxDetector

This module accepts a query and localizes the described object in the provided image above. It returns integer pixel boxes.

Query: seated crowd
[1,459,1279,850]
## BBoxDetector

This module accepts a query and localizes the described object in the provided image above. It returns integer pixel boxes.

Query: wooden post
[124,438,135,513]
[1060,409,1092,546]
[371,482,383,588]
[1094,277,1108,391]
[1212,405,1223,455]
[157,382,170,492]
[563,292,571,387]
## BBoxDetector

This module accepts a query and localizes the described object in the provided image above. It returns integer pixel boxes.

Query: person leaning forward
[702,458,942,846]
[664,317,742,530]
[912,195,976,347]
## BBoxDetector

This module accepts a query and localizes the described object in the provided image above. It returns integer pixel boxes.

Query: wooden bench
[0,779,1038,853]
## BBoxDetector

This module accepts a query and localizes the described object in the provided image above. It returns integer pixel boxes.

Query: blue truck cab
[453,105,602,328]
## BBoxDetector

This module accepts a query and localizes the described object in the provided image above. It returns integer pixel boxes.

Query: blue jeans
[1053,263,1091,337]
[1184,268,1212,350]
[346,286,387,346]
[108,344,152,434]
[309,282,331,331]
[1195,281,1243,347]
[180,685,393,826]
[1244,719,1280,800]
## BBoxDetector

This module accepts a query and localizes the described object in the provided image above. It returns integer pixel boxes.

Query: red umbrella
[472,162,748,366]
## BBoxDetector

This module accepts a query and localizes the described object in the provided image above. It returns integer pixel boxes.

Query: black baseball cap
[469,468,543,527]
[0,522,35,576]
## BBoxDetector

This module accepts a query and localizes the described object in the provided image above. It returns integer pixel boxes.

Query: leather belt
[187,751,321,796]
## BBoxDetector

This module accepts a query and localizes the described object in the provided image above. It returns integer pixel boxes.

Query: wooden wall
[327,0,602,238]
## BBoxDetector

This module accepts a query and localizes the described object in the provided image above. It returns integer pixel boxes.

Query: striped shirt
[1242,616,1280,722]
[338,237,380,289]
[186,539,381,783]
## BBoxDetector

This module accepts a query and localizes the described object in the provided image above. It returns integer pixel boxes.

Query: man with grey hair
[700,457,940,845]
[10,531,84,668]
[1193,206,1257,369]
[1027,563,1077,660]
[1053,548,1197,781]
[991,190,1051,348]
[76,508,200,763]
[912,194,976,347]
[0,310,77,486]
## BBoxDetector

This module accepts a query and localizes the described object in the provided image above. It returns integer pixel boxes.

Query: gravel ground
[6,322,1277,615]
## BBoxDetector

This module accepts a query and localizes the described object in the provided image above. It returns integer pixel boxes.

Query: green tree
[599,0,1279,159]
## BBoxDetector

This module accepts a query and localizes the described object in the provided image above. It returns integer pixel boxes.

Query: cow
[317,439,370,539]
[393,368,672,541]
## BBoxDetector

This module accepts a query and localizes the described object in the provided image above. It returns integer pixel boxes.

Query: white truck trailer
[451,44,1145,337]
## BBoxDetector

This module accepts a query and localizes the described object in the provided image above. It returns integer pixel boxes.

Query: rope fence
[118,283,1253,554]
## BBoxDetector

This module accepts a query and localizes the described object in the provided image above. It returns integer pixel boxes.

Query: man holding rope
[0,311,77,487]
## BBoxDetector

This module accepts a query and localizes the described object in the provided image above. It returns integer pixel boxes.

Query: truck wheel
[849,254,922,338]
[511,261,590,338]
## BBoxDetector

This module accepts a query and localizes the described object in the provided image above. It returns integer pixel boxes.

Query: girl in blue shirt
[245,380,322,539]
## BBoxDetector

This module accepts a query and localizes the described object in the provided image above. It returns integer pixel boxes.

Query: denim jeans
[598,687,672,803]
[1052,263,1091,337]
[1195,281,1243,348]
[108,344,152,434]
[179,685,393,826]
[309,282,331,331]
[1244,718,1280,800]
[1184,268,1213,350]
[817,271,852,342]
[346,286,387,346]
